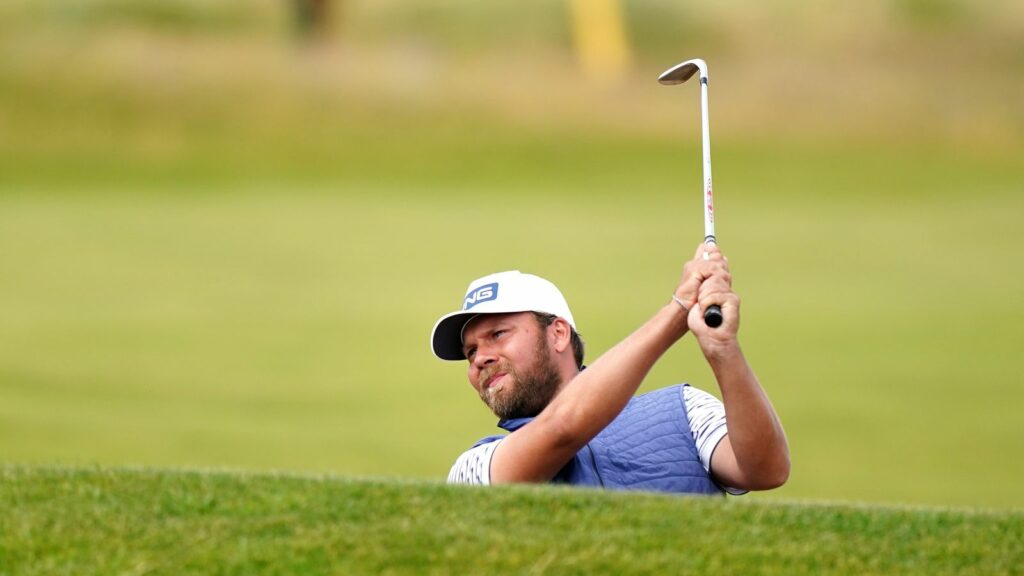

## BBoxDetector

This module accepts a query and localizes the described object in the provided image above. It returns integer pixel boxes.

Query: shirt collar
[497,417,533,432]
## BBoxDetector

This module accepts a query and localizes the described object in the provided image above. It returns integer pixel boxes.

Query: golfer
[431,244,789,494]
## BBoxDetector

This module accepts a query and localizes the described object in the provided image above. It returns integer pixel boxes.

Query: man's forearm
[539,302,689,449]
[708,345,790,488]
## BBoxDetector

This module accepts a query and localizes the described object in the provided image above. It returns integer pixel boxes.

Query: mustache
[478,362,512,389]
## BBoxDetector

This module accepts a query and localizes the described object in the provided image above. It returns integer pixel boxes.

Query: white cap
[430,270,576,361]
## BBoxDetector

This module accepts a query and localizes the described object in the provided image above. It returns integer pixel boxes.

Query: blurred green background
[1,0,1022,509]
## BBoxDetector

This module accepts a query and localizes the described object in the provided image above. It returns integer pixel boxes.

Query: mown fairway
[2,0,1023,511]
[3,140,1023,508]
[2,467,1022,575]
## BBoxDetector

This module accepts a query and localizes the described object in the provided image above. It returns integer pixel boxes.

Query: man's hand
[675,243,739,360]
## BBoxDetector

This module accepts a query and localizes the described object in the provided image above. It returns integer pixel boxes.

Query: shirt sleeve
[447,438,503,485]
[682,384,747,495]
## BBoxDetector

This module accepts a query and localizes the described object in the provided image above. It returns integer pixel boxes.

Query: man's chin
[488,400,544,420]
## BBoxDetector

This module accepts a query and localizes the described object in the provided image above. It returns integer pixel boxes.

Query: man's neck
[554,366,583,396]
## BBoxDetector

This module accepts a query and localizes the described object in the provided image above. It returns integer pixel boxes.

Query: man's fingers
[694,261,731,286]
[683,243,741,336]
[701,243,723,258]
[679,243,731,310]
[696,272,735,306]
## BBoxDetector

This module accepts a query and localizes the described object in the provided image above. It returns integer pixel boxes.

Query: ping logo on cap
[463,283,498,310]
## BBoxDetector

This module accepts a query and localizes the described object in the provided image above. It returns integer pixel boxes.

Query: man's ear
[549,317,573,353]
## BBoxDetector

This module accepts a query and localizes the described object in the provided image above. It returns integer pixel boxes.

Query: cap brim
[430,311,478,360]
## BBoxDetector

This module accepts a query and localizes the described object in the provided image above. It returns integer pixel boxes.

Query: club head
[658,58,708,85]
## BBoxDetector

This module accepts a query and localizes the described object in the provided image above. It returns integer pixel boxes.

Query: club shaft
[700,77,715,246]
[699,75,722,328]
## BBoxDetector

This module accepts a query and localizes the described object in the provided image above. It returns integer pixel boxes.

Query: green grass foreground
[1,467,1021,575]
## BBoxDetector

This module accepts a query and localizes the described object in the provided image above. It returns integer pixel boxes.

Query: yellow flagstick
[567,0,632,85]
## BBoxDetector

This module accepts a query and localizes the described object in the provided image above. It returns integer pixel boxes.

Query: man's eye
[466,348,476,359]
[493,330,506,339]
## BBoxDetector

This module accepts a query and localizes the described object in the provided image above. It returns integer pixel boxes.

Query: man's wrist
[704,341,744,367]
[660,300,690,340]
[671,294,690,313]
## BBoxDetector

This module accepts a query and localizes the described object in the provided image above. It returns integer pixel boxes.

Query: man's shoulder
[599,384,688,435]
[633,383,720,405]
[628,383,687,406]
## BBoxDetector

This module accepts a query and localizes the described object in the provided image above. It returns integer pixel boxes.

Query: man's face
[461,312,562,419]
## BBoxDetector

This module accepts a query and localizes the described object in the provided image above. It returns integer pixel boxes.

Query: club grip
[703,304,723,328]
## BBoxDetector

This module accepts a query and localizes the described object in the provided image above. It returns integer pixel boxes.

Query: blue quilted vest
[473,384,724,495]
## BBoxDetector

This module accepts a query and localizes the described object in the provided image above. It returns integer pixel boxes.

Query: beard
[477,332,562,420]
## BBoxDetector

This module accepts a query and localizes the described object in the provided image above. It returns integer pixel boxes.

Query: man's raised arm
[684,244,790,490]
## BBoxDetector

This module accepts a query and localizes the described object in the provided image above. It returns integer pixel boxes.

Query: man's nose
[472,346,498,369]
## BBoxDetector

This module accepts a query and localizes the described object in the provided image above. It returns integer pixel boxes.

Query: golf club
[658,58,723,328]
